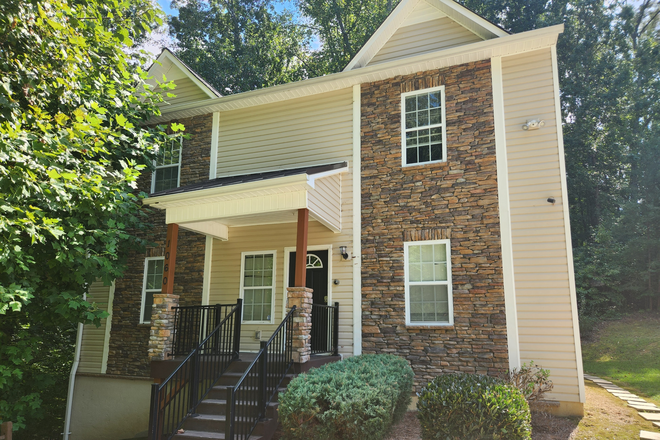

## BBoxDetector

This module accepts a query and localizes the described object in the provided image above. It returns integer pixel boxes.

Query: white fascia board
[143,174,311,208]
[343,0,421,71]
[161,50,219,99]
[428,0,509,39]
[306,164,350,188]
[148,25,563,124]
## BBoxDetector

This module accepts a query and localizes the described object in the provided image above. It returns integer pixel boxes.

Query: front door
[288,250,329,352]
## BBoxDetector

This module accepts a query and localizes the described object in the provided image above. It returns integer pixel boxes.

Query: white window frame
[239,250,277,324]
[404,239,454,326]
[140,256,165,324]
[151,137,183,193]
[401,85,447,167]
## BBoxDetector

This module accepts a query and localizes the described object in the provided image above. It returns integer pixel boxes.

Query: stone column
[148,293,179,361]
[287,287,313,363]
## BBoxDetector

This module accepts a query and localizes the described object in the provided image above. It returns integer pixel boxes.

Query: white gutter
[63,294,85,440]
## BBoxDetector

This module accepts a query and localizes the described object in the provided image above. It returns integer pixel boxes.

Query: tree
[0,0,179,434]
[169,0,311,94]
[298,0,401,74]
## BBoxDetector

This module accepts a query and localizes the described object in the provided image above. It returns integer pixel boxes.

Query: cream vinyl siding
[165,77,211,107]
[308,174,342,231]
[368,17,483,66]
[78,280,114,374]
[502,48,580,403]
[208,169,354,354]
[216,88,353,177]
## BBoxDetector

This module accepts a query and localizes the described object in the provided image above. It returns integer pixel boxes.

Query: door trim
[283,245,333,320]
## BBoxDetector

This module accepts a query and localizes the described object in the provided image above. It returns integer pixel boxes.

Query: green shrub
[499,361,553,403]
[417,373,532,440]
[278,354,414,440]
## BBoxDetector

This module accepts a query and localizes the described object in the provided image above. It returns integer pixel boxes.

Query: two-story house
[64,1,584,439]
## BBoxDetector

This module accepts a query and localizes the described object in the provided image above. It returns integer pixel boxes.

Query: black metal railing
[311,302,339,356]
[225,306,296,440]
[172,304,236,356]
[149,300,242,440]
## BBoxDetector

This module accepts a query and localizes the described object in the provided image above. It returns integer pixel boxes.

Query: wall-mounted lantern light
[522,119,545,131]
[339,246,349,260]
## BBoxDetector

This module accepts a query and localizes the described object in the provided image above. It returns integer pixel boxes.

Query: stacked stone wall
[106,114,212,376]
[360,60,509,390]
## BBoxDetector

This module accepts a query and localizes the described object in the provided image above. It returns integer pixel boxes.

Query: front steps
[171,353,340,440]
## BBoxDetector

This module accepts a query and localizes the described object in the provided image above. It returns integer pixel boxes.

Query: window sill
[406,324,454,329]
[401,160,449,169]
[137,323,152,328]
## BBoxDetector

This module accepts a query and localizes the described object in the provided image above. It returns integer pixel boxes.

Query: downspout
[63,294,85,440]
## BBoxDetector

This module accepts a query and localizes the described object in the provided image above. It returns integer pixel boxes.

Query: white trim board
[551,44,586,403]
[491,55,521,370]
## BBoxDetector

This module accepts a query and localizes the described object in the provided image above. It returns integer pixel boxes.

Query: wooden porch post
[162,223,179,294]
[294,208,309,287]
[149,223,180,362]
[288,208,312,364]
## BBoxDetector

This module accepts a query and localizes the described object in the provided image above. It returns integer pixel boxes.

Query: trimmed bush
[417,373,532,440]
[278,354,414,440]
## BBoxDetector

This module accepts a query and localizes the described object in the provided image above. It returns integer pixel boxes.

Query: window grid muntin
[402,86,446,166]
[405,240,453,326]
[152,138,182,193]
[241,252,276,323]
[141,257,164,324]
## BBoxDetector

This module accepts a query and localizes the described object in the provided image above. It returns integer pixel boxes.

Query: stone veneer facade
[360,60,509,390]
[106,114,213,377]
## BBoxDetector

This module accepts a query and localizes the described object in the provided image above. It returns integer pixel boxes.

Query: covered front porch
[142,161,352,361]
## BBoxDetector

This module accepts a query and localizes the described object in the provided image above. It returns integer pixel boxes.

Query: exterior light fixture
[522,119,545,131]
[339,246,349,260]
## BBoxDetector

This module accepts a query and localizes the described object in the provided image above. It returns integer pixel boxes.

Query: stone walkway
[584,374,660,440]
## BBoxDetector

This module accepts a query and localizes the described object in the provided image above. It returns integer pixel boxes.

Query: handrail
[172,303,236,356]
[149,299,242,440]
[225,305,296,440]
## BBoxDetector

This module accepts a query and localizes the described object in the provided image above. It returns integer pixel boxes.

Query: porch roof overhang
[142,162,348,240]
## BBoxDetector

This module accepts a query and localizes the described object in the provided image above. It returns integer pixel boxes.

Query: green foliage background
[0,0,180,435]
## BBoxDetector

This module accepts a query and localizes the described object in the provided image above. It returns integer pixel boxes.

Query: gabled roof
[344,0,509,71]
[146,48,222,105]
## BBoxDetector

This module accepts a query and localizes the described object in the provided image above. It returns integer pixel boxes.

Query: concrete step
[629,403,660,411]
[639,412,660,422]
[640,431,660,440]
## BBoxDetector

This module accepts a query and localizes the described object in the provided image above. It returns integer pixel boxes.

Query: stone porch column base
[287,287,313,364]
[148,293,179,361]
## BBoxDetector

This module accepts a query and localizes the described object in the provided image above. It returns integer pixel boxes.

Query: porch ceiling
[142,162,348,240]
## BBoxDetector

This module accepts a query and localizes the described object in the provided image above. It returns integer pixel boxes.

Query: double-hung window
[141,257,164,324]
[404,240,453,326]
[402,86,446,166]
[152,138,182,193]
[240,252,276,324]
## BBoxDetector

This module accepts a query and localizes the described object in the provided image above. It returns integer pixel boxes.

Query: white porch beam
[177,221,229,241]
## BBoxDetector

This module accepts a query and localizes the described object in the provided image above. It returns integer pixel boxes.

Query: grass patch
[573,381,656,439]
[581,311,660,405]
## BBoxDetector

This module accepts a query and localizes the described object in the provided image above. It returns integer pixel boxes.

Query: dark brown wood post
[162,223,179,294]
[294,208,309,287]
